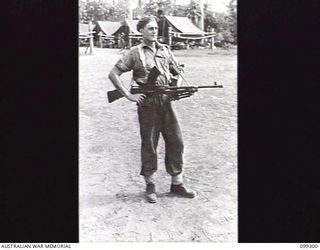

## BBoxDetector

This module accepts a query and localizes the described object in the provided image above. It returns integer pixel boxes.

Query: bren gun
[107,66,223,103]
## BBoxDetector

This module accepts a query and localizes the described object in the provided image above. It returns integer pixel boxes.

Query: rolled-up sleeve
[115,49,135,72]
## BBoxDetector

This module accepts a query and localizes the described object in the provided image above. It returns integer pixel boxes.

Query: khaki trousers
[138,95,184,177]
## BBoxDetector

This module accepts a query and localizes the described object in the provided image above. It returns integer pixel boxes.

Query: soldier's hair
[137,16,157,32]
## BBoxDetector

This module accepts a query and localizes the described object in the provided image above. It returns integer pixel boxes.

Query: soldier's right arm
[108,49,145,105]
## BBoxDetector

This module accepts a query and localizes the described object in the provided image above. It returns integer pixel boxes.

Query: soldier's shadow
[115,191,173,203]
[81,192,173,208]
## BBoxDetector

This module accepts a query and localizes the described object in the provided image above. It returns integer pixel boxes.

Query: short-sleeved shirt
[115,41,180,86]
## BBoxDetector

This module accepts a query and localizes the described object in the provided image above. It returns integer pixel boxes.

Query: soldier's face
[141,21,158,42]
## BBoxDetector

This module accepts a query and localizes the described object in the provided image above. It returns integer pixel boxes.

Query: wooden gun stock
[107,89,124,103]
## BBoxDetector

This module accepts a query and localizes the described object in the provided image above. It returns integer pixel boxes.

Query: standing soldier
[108,16,196,203]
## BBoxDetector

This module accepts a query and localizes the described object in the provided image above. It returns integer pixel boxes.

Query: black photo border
[1,0,320,243]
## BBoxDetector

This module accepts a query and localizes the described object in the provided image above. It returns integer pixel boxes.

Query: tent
[93,21,121,38]
[94,21,121,36]
[163,16,205,35]
[93,21,122,47]
[124,19,142,46]
[157,16,206,43]
[114,19,142,37]
[123,19,142,36]
[113,19,142,47]
[157,15,214,48]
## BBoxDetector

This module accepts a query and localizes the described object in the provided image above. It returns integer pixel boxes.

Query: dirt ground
[79,47,237,242]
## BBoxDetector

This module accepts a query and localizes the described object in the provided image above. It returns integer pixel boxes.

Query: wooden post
[88,21,94,54]
[211,28,216,50]
[168,26,172,48]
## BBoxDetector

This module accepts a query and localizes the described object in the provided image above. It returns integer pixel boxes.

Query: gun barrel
[197,85,223,88]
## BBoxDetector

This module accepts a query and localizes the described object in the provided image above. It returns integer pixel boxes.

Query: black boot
[170,184,196,198]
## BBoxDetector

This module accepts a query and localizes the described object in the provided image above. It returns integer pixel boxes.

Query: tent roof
[96,21,121,36]
[124,19,142,35]
[164,16,205,34]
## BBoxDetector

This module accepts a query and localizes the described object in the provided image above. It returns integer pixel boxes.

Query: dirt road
[79,47,237,242]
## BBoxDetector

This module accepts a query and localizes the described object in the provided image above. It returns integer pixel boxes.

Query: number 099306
[300,244,318,248]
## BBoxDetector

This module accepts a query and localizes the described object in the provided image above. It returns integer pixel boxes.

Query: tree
[79,0,111,23]
[203,3,216,32]
[226,0,237,44]
[115,0,130,20]
[172,4,188,17]
[203,0,237,46]
[79,0,129,23]
[133,0,145,19]
[142,0,175,16]
[186,0,202,27]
